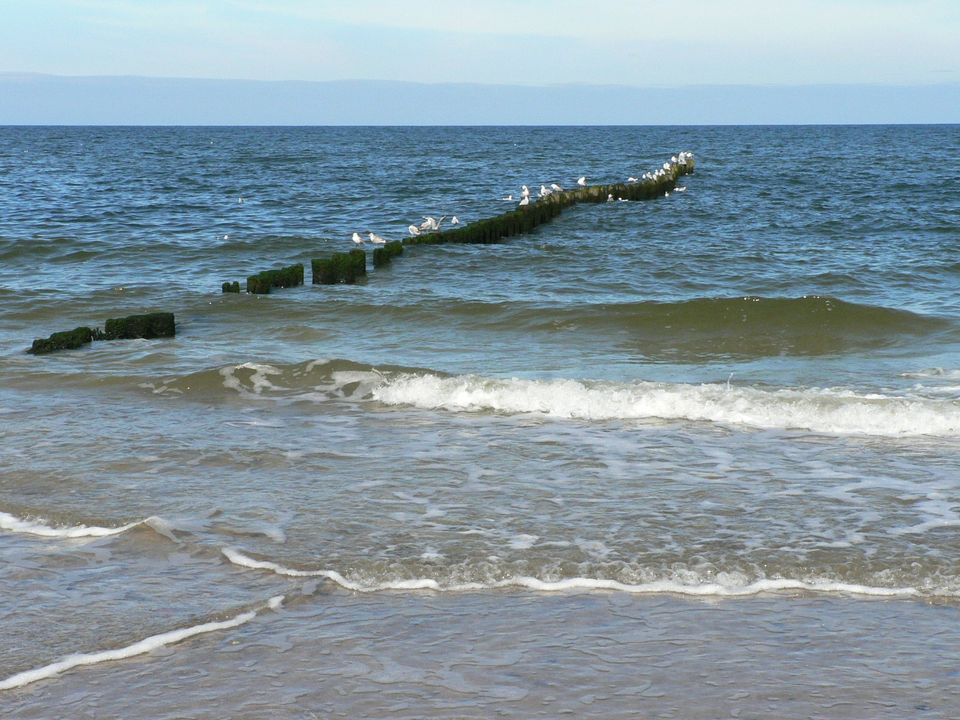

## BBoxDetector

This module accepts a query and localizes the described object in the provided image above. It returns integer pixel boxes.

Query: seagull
[369,232,387,244]
[408,225,421,236]
[550,183,564,193]
[352,232,364,245]
[521,185,531,199]
[451,216,460,225]
[627,176,638,183]
[577,176,587,187]
[433,215,447,231]
[237,197,244,204]
[519,196,530,207]
[664,192,670,198]
[539,185,553,197]
[419,216,436,232]
[662,162,671,170]
[607,194,613,202]
[502,194,514,201]
[675,186,687,192]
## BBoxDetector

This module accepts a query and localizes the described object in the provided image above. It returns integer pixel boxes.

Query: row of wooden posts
[28,155,694,351]
[226,155,695,294]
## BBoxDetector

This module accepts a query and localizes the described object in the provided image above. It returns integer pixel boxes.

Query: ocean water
[1,125,959,718]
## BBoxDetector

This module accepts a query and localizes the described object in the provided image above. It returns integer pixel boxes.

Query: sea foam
[372,374,960,437]
[0,597,283,691]
[222,548,924,599]
[0,511,168,539]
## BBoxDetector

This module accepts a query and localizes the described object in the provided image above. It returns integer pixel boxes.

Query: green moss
[373,240,404,268]
[312,249,367,284]
[103,312,175,340]
[27,326,94,355]
[222,281,241,293]
[246,263,305,294]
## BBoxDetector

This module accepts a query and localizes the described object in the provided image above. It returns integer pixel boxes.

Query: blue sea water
[1,125,960,717]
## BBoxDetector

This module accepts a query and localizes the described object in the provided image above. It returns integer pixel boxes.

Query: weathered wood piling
[28,327,95,355]
[103,312,176,340]
[311,249,367,284]
[246,263,305,294]
[372,240,404,268]
[27,312,176,354]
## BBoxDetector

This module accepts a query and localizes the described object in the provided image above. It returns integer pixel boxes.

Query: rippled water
[2,125,960,717]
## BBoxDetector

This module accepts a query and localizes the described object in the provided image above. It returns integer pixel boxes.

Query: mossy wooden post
[27,326,94,355]
[373,240,404,268]
[312,249,367,284]
[246,263,304,294]
[222,281,241,293]
[103,312,176,340]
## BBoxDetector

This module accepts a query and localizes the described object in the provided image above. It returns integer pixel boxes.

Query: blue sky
[2,0,958,86]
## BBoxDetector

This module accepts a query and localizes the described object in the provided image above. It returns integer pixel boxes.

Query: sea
[1,125,959,718]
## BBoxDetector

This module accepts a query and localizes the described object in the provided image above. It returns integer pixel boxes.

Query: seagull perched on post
[521,185,531,199]
[369,232,387,245]
[451,216,460,225]
[408,225,421,236]
[518,196,530,207]
[550,183,564,193]
[539,185,553,197]
[577,176,587,187]
[352,232,364,245]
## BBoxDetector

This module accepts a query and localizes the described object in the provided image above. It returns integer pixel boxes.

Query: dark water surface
[2,125,960,717]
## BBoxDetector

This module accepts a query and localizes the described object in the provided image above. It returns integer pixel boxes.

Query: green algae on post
[398,153,694,252]
[312,249,367,284]
[245,263,305,294]
[103,312,176,340]
[27,326,94,355]
[222,281,241,293]
[372,240,404,268]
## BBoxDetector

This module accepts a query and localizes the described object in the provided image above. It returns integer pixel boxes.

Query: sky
[2,0,959,87]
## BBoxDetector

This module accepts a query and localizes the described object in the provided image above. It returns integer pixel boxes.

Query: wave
[0,596,283,692]
[150,359,960,437]
[222,548,923,600]
[297,295,958,360]
[0,511,178,541]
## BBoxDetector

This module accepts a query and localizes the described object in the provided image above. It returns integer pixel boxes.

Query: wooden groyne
[28,313,176,354]
[27,153,693,353]
[404,154,694,248]
[217,153,694,293]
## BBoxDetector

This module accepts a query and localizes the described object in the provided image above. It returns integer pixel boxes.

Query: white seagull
[539,185,553,197]
[577,176,587,187]
[502,194,514,201]
[408,225,421,236]
[451,216,460,225]
[627,176,638,183]
[518,196,530,207]
[419,217,436,232]
[521,185,531,199]
[352,232,364,245]
[550,183,564,193]
[369,232,387,245]
[607,194,614,202]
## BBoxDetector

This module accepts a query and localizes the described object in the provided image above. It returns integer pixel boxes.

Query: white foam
[371,374,960,437]
[221,548,925,599]
[219,362,284,396]
[0,511,148,539]
[0,596,283,691]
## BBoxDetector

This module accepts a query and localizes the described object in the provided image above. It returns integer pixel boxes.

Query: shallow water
[1,125,959,716]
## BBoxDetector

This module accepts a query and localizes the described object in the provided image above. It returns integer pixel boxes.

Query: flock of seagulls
[346,152,693,246]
